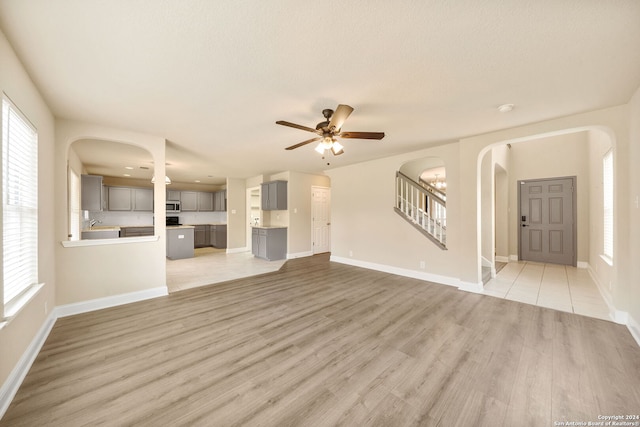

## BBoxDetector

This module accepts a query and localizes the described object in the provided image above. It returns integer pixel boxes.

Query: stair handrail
[395,171,447,248]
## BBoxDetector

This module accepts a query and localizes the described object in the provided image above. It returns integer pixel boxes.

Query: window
[603,149,613,260]
[2,96,38,316]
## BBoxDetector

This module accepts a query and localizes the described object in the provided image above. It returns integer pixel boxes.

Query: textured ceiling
[1,0,639,185]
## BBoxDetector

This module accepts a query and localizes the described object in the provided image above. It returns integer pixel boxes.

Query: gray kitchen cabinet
[167,227,195,260]
[133,188,153,211]
[214,190,227,211]
[198,192,214,211]
[210,224,227,248]
[81,229,119,240]
[261,181,287,211]
[81,174,103,211]
[119,226,154,237]
[180,191,198,211]
[166,190,181,201]
[108,187,132,211]
[193,225,209,248]
[251,227,287,260]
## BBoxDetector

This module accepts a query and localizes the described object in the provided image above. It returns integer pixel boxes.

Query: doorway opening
[518,176,576,266]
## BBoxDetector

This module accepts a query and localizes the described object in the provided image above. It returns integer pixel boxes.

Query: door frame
[517,175,577,266]
[311,186,331,255]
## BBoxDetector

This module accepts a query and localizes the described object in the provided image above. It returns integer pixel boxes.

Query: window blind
[603,150,613,259]
[2,97,38,306]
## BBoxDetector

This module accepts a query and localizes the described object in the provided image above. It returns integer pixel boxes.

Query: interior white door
[519,177,575,265]
[312,187,331,254]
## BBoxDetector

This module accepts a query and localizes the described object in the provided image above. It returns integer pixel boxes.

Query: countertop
[167,225,195,229]
[252,225,288,229]
[81,226,121,232]
[186,223,227,226]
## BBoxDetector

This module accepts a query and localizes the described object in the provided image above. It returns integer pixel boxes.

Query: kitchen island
[166,225,195,260]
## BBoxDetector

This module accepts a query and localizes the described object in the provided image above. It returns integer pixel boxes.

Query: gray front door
[519,177,575,266]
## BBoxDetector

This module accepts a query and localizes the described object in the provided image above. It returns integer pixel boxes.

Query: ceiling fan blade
[276,120,320,134]
[328,104,354,131]
[285,136,321,150]
[339,131,385,140]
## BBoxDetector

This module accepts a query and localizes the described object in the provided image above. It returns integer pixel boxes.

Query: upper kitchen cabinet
[180,191,198,211]
[214,190,226,211]
[108,186,132,211]
[180,190,222,212]
[133,188,153,211]
[261,181,287,211]
[166,190,181,201]
[198,192,214,211]
[81,174,103,211]
[107,186,153,211]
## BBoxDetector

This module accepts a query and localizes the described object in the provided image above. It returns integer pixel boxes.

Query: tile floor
[166,248,287,293]
[483,261,612,321]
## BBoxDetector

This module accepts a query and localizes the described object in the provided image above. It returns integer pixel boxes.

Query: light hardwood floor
[2,254,640,426]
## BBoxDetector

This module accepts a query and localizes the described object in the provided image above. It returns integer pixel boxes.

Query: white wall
[0,29,57,392]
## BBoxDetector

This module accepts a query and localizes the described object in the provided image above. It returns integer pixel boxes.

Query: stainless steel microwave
[166,200,181,213]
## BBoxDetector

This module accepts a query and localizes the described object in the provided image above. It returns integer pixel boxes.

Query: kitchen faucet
[89,219,101,229]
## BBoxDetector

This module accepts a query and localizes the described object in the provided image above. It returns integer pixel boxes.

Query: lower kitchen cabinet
[194,225,209,248]
[119,226,154,237]
[210,224,227,248]
[251,227,286,260]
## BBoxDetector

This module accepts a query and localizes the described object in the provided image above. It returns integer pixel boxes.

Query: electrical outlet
[349,250,353,257]
[420,261,426,269]
[44,301,48,314]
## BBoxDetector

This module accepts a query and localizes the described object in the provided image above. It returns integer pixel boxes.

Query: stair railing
[395,171,447,248]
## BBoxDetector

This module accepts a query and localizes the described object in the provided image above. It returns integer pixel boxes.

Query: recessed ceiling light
[124,166,134,170]
[123,174,131,177]
[195,180,201,183]
[497,103,515,113]
[140,166,150,170]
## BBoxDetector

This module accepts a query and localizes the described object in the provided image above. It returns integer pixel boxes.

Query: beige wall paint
[0,29,57,391]
[329,104,634,316]
[287,171,330,256]
[327,142,467,284]
[226,177,246,250]
[55,120,167,305]
[627,85,640,331]
[507,131,590,262]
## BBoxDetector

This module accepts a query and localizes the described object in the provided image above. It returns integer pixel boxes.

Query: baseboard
[0,310,57,419]
[330,256,483,293]
[226,247,248,254]
[287,251,313,259]
[628,314,640,348]
[56,286,168,318]
[495,256,509,263]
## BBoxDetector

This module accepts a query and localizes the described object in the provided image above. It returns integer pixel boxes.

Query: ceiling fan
[276,104,385,155]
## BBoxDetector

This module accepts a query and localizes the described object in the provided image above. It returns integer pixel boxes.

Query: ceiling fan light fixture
[331,141,344,155]
[314,143,326,154]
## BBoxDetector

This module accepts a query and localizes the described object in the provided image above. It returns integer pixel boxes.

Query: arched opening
[67,138,157,241]
[477,127,615,319]
[397,157,447,248]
